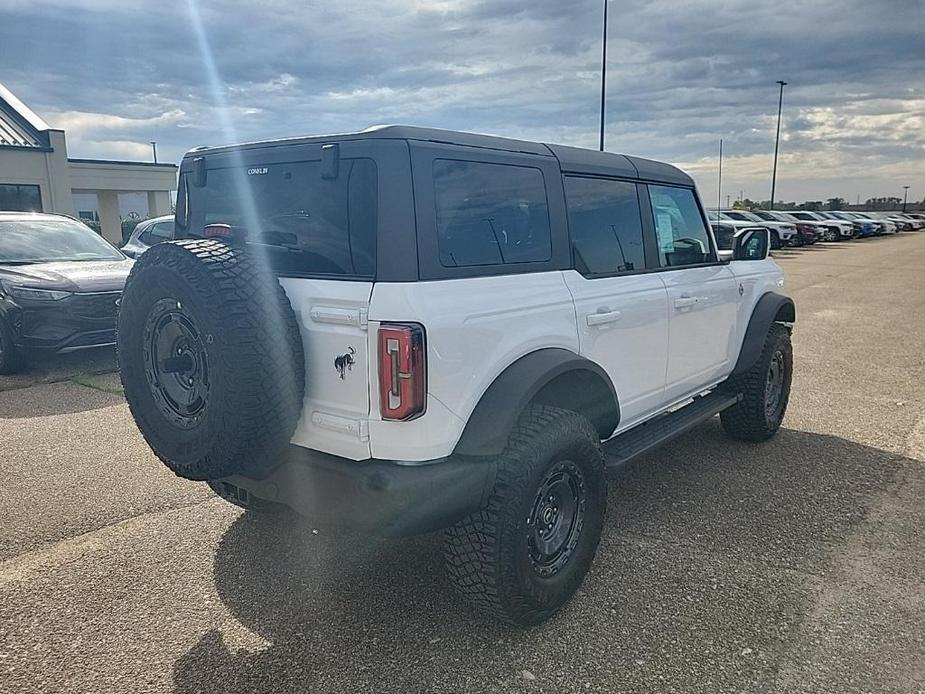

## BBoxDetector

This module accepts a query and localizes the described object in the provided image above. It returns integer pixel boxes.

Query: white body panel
[367,271,578,461]
[660,264,740,402]
[281,256,783,463]
[279,278,373,460]
[561,269,669,430]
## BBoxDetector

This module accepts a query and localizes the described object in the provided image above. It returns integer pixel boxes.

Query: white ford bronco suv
[117,126,794,625]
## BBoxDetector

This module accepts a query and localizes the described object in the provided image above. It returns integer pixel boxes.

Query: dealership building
[0,82,177,244]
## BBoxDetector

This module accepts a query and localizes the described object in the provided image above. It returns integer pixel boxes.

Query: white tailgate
[279,277,373,460]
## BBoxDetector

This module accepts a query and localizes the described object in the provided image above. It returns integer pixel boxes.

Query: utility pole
[150,141,158,164]
[717,139,723,213]
[769,80,787,210]
[599,0,608,151]
[903,185,910,212]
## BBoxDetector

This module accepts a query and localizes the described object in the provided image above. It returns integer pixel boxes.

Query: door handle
[586,309,623,327]
[673,296,698,309]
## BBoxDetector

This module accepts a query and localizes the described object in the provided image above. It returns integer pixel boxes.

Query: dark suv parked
[0,212,132,373]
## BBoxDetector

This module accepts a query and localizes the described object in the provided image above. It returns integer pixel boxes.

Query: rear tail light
[378,323,426,421]
[204,223,233,238]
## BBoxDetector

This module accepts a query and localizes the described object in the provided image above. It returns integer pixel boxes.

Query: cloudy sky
[2,0,923,204]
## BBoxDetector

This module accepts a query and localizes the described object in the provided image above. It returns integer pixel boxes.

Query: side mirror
[733,227,770,260]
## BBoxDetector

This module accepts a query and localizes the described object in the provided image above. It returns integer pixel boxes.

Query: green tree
[826,197,846,210]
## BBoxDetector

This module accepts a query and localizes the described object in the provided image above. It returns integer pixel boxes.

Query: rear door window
[189,158,377,278]
[564,177,645,275]
[140,221,174,245]
[647,185,715,267]
[433,159,551,267]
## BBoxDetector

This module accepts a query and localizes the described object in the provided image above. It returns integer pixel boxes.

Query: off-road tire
[207,480,289,514]
[0,318,24,375]
[721,323,792,442]
[117,239,305,481]
[444,405,606,625]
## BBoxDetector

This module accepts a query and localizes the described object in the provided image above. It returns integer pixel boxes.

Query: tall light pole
[599,0,608,151]
[903,185,910,212]
[717,138,723,213]
[769,80,787,210]
[150,141,158,164]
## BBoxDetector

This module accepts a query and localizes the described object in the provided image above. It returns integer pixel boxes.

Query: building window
[0,184,43,212]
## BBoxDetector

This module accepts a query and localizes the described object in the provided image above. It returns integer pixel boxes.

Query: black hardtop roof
[185,125,694,187]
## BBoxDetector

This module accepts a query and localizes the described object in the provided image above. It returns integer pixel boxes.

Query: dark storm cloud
[1,0,923,200]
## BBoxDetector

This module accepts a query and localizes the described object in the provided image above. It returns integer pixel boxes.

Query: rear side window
[648,185,714,267]
[564,177,645,275]
[189,158,377,278]
[433,159,551,267]
[140,221,173,244]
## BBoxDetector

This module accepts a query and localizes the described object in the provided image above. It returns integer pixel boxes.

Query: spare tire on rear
[117,239,305,481]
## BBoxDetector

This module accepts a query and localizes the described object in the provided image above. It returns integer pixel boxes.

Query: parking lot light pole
[599,0,608,151]
[150,141,158,164]
[769,80,787,209]
[903,185,910,212]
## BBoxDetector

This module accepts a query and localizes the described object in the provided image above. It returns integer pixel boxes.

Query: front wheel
[444,405,606,625]
[721,323,792,442]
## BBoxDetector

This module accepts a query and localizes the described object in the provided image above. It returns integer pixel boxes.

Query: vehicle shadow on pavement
[172,422,911,694]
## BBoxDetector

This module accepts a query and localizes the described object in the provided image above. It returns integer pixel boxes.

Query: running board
[602,391,741,468]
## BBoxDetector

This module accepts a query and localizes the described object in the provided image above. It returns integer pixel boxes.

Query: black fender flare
[452,348,620,457]
[732,291,796,375]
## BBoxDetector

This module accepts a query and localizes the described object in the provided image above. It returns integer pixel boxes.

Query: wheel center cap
[542,506,557,525]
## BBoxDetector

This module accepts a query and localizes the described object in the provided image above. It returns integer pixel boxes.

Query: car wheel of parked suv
[720,323,792,442]
[443,405,607,625]
[0,319,24,375]
[117,239,305,481]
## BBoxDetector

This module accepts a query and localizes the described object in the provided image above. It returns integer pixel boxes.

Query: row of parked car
[709,208,925,249]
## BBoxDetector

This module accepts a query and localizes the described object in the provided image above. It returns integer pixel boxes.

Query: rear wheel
[444,405,606,625]
[0,319,24,375]
[721,323,792,442]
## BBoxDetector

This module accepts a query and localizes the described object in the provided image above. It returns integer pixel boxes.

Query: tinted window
[189,158,377,278]
[0,184,42,212]
[648,185,714,267]
[140,221,174,245]
[564,177,645,275]
[433,160,551,267]
[724,211,751,221]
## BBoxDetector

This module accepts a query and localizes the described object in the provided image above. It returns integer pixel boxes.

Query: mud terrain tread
[117,239,304,480]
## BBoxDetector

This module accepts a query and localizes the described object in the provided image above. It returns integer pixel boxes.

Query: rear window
[433,159,551,267]
[564,177,645,275]
[187,158,377,278]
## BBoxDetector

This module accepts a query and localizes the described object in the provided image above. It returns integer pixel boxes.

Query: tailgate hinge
[309,306,368,329]
[311,411,370,441]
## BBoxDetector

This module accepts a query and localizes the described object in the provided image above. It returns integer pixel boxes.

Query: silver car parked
[121,215,174,258]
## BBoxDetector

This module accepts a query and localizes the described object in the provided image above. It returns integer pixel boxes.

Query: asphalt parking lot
[1,234,924,694]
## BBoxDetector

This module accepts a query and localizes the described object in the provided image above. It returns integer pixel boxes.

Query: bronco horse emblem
[334,346,356,379]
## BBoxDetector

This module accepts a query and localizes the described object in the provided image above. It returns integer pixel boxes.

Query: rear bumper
[222,445,495,536]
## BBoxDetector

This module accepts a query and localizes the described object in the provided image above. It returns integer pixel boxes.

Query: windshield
[0,219,124,264]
